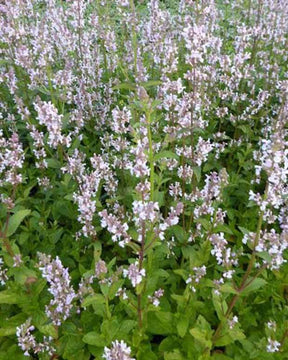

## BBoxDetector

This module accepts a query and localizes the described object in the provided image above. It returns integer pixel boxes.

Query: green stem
[146,110,154,201]
[212,190,267,346]
[129,0,138,77]
[105,296,111,319]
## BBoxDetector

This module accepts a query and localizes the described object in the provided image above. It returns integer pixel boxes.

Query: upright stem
[212,203,265,345]
[129,0,138,77]
[77,0,84,64]
[146,111,154,201]
[137,221,146,328]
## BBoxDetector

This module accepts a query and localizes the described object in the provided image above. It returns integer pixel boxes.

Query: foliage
[0,0,287,359]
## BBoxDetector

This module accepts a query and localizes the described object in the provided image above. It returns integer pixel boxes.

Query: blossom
[16,319,55,357]
[123,262,145,287]
[266,338,281,353]
[103,340,135,360]
[0,257,8,286]
[37,253,76,326]
[148,288,164,307]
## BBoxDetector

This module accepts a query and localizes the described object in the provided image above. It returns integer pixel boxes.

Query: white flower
[103,340,135,360]
[123,262,145,287]
[267,338,281,353]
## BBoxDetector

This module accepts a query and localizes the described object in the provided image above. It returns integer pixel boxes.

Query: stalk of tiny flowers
[77,0,84,64]
[211,185,268,347]
[129,0,138,77]
[137,218,146,329]
[146,109,154,201]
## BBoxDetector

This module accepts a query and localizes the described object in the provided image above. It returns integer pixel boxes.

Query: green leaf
[137,344,158,360]
[147,311,175,335]
[177,316,189,337]
[154,151,179,161]
[238,226,251,235]
[46,158,61,169]
[0,313,27,336]
[211,354,233,359]
[214,327,245,346]
[220,283,238,295]
[189,315,213,349]
[140,80,162,88]
[82,332,106,347]
[38,324,58,338]
[112,82,136,91]
[0,291,21,304]
[5,209,31,237]
[213,224,234,235]
[192,166,202,182]
[164,349,184,360]
[82,294,105,307]
[212,293,228,321]
[118,320,137,335]
[241,278,267,295]
[189,327,212,349]
[11,267,37,285]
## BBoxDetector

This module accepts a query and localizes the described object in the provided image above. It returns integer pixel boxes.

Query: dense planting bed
[0,0,287,359]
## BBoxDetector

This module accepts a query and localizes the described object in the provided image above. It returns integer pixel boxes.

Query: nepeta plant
[0,0,287,359]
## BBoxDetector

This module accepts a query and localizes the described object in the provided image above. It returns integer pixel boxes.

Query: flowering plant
[0,0,287,359]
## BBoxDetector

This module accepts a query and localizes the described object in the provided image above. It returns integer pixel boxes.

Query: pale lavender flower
[99,209,131,247]
[37,253,76,326]
[34,99,71,148]
[123,262,145,288]
[116,287,128,300]
[132,201,159,225]
[267,338,281,353]
[267,321,277,331]
[186,266,206,292]
[0,257,8,286]
[13,254,23,268]
[16,318,55,357]
[228,316,238,329]
[95,259,108,278]
[0,131,24,186]
[148,288,164,307]
[103,340,135,360]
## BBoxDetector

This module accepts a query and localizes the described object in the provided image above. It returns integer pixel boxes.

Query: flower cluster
[123,262,146,288]
[103,340,135,360]
[16,319,55,357]
[186,266,207,292]
[37,253,76,326]
[0,257,8,286]
[0,131,24,187]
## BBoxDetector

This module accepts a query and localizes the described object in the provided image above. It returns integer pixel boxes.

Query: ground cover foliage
[0,0,287,359]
